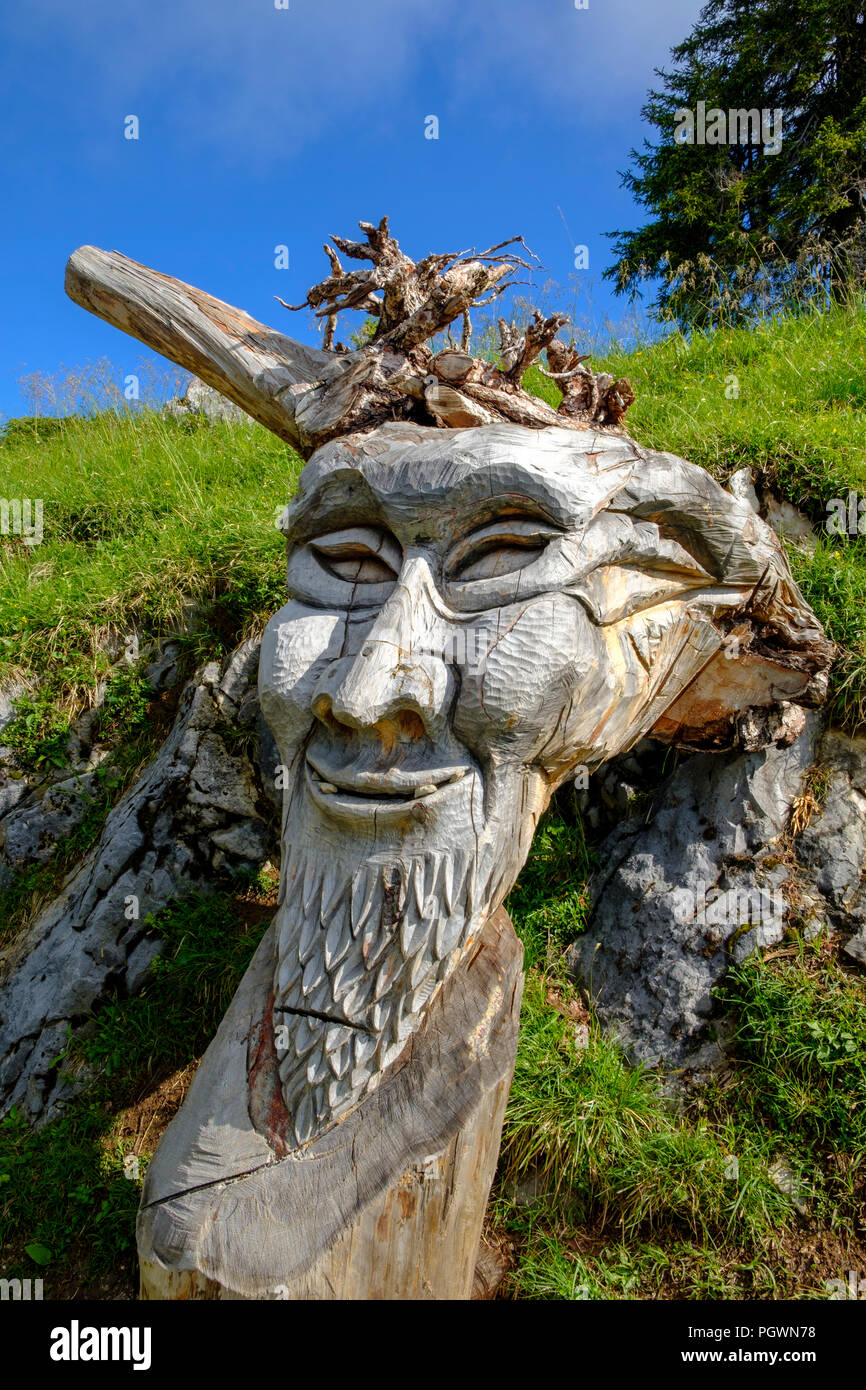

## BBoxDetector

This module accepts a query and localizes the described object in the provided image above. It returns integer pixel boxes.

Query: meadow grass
[0,410,300,713]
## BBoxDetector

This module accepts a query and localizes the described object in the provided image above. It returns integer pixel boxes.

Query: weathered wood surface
[138,906,523,1300]
[65,219,637,458]
[139,417,832,1296]
[65,245,334,447]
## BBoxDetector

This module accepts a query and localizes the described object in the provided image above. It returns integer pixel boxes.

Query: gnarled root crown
[66,217,634,458]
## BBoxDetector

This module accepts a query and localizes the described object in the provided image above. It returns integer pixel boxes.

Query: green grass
[0,409,301,938]
[720,942,866,1152]
[529,302,866,506]
[0,410,301,715]
[504,787,595,973]
[502,1223,792,1300]
[0,874,274,1294]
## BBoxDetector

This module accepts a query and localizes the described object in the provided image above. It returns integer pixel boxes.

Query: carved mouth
[305,757,471,817]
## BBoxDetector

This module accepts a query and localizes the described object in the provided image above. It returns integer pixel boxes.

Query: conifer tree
[605,0,866,327]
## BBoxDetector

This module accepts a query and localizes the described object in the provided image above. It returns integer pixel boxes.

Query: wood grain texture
[137,905,523,1300]
[65,245,333,447]
[132,418,833,1299]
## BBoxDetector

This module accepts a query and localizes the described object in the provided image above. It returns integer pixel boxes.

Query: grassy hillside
[1,303,864,1298]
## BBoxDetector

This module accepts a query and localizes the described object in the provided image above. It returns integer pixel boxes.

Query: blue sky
[0,0,704,420]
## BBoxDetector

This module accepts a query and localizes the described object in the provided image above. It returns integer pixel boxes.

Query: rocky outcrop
[568,719,866,1069]
[164,376,250,424]
[1,768,105,877]
[0,640,279,1123]
[794,730,866,964]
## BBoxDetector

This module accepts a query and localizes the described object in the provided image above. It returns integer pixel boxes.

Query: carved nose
[312,558,451,737]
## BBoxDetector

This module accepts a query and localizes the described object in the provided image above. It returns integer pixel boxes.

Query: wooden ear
[649,635,825,749]
[606,448,836,750]
[647,580,835,749]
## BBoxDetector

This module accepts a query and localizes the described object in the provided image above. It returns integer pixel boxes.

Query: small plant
[95,667,152,743]
[3,695,71,770]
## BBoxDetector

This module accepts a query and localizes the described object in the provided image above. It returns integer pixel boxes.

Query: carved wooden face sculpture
[258,421,829,1146]
[63,233,831,1153]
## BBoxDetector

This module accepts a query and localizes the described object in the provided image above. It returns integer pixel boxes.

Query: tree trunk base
[137,907,523,1300]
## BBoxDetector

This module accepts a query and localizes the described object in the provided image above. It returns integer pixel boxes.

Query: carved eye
[287,526,401,608]
[312,543,396,585]
[310,527,401,585]
[447,519,560,583]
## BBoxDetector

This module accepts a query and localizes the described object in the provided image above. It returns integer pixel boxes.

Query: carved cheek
[457,596,606,762]
[258,603,344,753]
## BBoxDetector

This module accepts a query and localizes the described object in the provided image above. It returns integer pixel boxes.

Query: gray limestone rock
[0,677,30,734]
[165,376,250,424]
[728,467,760,514]
[0,769,103,877]
[844,931,866,967]
[569,717,866,1070]
[0,638,279,1123]
[761,492,818,552]
[144,641,181,693]
[568,717,822,1068]
[794,731,866,926]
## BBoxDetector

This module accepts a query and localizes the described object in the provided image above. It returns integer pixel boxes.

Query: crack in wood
[277,1005,371,1033]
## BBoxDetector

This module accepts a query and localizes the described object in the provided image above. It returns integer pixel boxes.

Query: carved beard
[272,840,492,1148]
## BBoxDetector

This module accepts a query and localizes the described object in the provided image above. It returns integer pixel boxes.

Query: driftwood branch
[65,245,334,447]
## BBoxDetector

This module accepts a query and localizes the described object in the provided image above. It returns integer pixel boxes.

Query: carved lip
[304,757,471,818]
[305,754,469,798]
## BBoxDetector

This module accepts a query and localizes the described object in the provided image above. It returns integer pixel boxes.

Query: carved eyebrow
[578,512,713,580]
[463,501,565,531]
[449,497,567,542]
[283,465,576,540]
